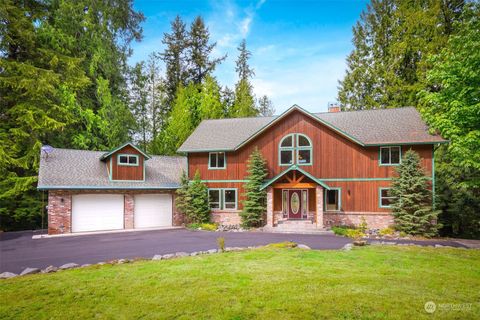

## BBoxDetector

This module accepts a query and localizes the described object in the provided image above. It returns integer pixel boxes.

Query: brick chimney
[328,102,341,113]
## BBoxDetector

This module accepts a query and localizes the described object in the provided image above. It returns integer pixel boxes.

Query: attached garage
[134,194,173,228]
[72,194,124,233]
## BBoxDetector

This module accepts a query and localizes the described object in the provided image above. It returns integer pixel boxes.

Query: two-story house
[39,105,446,235]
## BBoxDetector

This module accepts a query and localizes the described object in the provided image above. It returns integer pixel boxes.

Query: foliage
[419,2,480,238]
[176,170,210,224]
[345,229,366,240]
[379,227,395,236]
[240,148,268,228]
[265,241,298,249]
[257,95,276,116]
[175,171,191,217]
[358,217,368,233]
[186,223,217,231]
[338,0,464,109]
[217,237,225,252]
[390,150,441,237]
[331,226,355,237]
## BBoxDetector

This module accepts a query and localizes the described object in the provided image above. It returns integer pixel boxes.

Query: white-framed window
[208,188,237,210]
[279,133,312,166]
[117,154,139,166]
[209,152,226,169]
[325,188,341,211]
[379,188,396,208]
[379,146,401,165]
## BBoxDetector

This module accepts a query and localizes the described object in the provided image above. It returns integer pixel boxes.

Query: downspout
[432,144,436,209]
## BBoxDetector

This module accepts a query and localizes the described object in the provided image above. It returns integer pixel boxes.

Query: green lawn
[1,246,479,319]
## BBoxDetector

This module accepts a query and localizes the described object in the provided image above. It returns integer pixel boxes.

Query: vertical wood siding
[111,145,144,181]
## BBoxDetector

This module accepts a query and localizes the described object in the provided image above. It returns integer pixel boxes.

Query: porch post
[266,187,274,227]
[315,186,324,229]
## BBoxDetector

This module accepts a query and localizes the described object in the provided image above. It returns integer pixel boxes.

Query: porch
[262,166,333,233]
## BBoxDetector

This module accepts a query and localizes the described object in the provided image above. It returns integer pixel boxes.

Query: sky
[129,0,369,113]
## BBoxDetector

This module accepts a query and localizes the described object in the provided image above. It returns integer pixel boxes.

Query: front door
[285,189,308,219]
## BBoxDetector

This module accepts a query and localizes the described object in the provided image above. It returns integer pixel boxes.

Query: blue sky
[130,0,369,113]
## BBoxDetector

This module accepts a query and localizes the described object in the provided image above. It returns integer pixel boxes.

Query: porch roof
[260,165,330,190]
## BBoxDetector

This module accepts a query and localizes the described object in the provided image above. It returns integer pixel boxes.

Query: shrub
[331,226,354,236]
[186,223,201,230]
[379,227,395,236]
[200,223,217,231]
[265,241,297,249]
[217,237,225,252]
[176,170,210,224]
[345,229,366,240]
[358,217,368,233]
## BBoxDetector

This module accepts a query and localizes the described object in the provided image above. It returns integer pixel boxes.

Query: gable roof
[260,165,330,190]
[100,142,151,161]
[177,105,447,153]
[38,148,186,190]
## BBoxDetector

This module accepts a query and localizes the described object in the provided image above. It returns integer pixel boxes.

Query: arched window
[279,133,312,166]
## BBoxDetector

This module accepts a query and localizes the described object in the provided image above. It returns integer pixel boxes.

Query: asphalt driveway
[0,228,468,274]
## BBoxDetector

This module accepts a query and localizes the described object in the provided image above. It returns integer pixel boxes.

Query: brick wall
[323,212,394,229]
[211,211,242,226]
[47,189,183,235]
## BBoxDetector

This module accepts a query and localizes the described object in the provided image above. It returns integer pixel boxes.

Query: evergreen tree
[145,53,167,146]
[235,39,255,81]
[338,0,464,109]
[419,2,480,238]
[390,150,441,237]
[221,86,235,117]
[257,95,275,116]
[240,148,268,228]
[198,75,224,120]
[187,170,210,223]
[160,15,188,109]
[175,170,191,217]
[186,16,226,84]
[231,40,257,117]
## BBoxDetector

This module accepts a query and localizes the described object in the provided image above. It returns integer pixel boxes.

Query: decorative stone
[297,244,311,250]
[207,249,217,254]
[117,259,127,264]
[342,243,353,251]
[20,267,40,276]
[152,255,163,260]
[80,264,91,268]
[42,265,58,273]
[175,252,189,257]
[190,252,199,256]
[97,262,106,265]
[0,272,17,279]
[435,244,444,248]
[59,263,79,270]
[162,253,175,260]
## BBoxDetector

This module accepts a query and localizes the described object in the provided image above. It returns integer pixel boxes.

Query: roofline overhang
[260,165,331,190]
[37,185,179,190]
[100,142,152,161]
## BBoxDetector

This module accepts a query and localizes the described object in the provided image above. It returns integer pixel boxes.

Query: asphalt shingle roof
[38,148,186,189]
[177,106,446,152]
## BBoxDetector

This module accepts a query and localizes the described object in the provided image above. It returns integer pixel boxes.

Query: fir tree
[175,170,191,217]
[187,16,226,84]
[187,170,210,223]
[257,95,275,116]
[390,150,441,237]
[160,15,188,109]
[235,39,255,81]
[198,75,224,120]
[221,86,235,117]
[230,40,257,117]
[240,148,268,228]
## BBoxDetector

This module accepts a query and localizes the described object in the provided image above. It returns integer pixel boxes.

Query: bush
[379,227,395,236]
[217,237,225,252]
[176,170,210,224]
[331,226,354,236]
[345,229,366,240]
[265,241,297,249]
[186,223,217,231]
[358,217,368,233]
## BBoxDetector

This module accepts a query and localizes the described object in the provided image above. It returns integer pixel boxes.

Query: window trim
[279,133,313,166]
[117,154,139,167]
[208,189,221,210]
[379,146,402,166]
[208,152,227,170]
[379,187,396,208]
[208,188,237,211]
[324,187,341,212]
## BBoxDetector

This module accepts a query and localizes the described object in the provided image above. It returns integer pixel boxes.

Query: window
[279,133,312,166]
[379,188,396,208]
[380,146,401,165]
[325,189,341,211]
[209,152,226,169]
[208,189,237,210]
[117,154,139,166]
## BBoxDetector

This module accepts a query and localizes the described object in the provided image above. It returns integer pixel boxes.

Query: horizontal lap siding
[111,145,144,181]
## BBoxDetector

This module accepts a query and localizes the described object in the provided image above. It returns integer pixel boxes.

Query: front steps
[263,220,334,235]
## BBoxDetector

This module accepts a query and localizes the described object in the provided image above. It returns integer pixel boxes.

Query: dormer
[100,142,151,181]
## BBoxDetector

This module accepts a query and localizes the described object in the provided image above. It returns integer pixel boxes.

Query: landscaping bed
[1,246,479,319]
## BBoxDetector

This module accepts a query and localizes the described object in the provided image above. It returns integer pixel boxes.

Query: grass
[1,246,479,319]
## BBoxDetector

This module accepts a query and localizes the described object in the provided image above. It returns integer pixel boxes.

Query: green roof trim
[260,165,331,190]
[100,142,152,161]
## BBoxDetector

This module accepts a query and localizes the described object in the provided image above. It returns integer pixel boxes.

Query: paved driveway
[0,229,467,274]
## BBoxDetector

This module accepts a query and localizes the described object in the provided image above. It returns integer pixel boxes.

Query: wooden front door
[284,189,308,219]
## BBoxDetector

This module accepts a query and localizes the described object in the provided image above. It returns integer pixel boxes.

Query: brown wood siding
[111,145,144,181]
[189,110,434,213]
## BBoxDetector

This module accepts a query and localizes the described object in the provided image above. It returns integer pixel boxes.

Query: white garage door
[135,194,172,228]
[72,194,124,232]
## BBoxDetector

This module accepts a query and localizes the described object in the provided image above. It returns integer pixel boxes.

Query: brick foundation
[323,212,394,229]
[211,211,242,225]
[47,189,183,235]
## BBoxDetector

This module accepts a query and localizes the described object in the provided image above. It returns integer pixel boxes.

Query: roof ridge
[315,106,416,115]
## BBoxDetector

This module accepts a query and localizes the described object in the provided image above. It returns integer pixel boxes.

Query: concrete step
[264,228,334,235]
[278,220,314,225]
